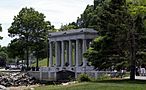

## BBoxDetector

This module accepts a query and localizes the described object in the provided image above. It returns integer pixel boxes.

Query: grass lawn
[31,57,55,67]
[31,49,77,67]
[31,58,48,67]
[34,80,146,90]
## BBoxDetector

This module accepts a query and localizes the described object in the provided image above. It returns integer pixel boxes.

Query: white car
[9,65,19,70]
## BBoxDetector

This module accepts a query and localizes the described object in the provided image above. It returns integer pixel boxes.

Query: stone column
[55,41,60,67]
[76,39,79,67]
[61,41,65,67]
[58,42,61,66]
[55,41,57,67]
[78,40,82,66]
[69,40,72,66]
[74,41,76,66]
[49,42,53,67]
[82,39,87,66]
[66,42,69,64]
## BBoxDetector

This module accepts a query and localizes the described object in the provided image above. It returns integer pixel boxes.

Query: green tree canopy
[60,22,78,31]
[84,0,131,70]
[8,7,54,68]
[7,38,25,59]
[83,0,146,80]
[0,46,8,67]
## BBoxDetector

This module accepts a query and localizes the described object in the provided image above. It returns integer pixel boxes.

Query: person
[113,69,117,77]
[140,64,145,76]
[120,69,124,78]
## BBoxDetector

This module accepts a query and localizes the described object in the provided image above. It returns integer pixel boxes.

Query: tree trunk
[36,50,39,69]
[130,30,136,80]
[26,44,29,70]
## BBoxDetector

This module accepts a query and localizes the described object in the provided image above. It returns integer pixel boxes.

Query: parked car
[9,64,19,70]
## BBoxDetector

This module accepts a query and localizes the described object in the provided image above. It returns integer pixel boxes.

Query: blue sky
[0,0,93,46]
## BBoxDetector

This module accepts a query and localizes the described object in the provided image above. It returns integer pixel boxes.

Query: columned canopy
[48,28,98,68]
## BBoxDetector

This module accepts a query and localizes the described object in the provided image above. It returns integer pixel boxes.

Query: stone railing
[28,67,116,81]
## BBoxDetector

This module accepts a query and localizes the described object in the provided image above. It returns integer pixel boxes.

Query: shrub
[96,74,111,81]
[77,73,91,82]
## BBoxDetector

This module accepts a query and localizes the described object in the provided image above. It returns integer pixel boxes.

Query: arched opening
[56,70,75,81]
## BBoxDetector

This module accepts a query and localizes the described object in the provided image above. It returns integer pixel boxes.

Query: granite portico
[29,28,99,81]
[49,28,98,68]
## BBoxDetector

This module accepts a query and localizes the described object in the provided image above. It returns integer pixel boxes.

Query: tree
[84,0,131,70]
[84,0,146,80]
[0,46,8,67]
[7,38,25,59]
[0,24,2,40]
[8,7,53,69]
[127,0,146,80]
[60,22,79,31]
[77,5,94,28]
[77,0,107,29]
[0,51,7,67]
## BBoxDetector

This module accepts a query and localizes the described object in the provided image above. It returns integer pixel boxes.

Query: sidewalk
[0,68,21,72]
[124,76,146,80]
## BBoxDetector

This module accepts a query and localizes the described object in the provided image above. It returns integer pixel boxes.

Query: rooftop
[49,28,98,37]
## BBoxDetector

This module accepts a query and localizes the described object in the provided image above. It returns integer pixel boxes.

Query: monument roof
[49,28,98,41]
[49,28,97,37]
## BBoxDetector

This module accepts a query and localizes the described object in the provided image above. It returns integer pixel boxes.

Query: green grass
[34,80,146,90]
[31,56,55,67]
[31,50,77,67]
[31,48,81,67]
[31,58,48,67]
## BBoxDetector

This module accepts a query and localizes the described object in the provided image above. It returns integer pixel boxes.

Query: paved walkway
[0,68,21,72]
[124,76,146,80]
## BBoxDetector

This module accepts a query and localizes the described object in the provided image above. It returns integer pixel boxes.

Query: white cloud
[0,7,20,46]
[0,0,93,46]
[23,0,93,28]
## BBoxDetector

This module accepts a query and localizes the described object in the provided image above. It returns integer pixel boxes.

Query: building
[29,28,101,81]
